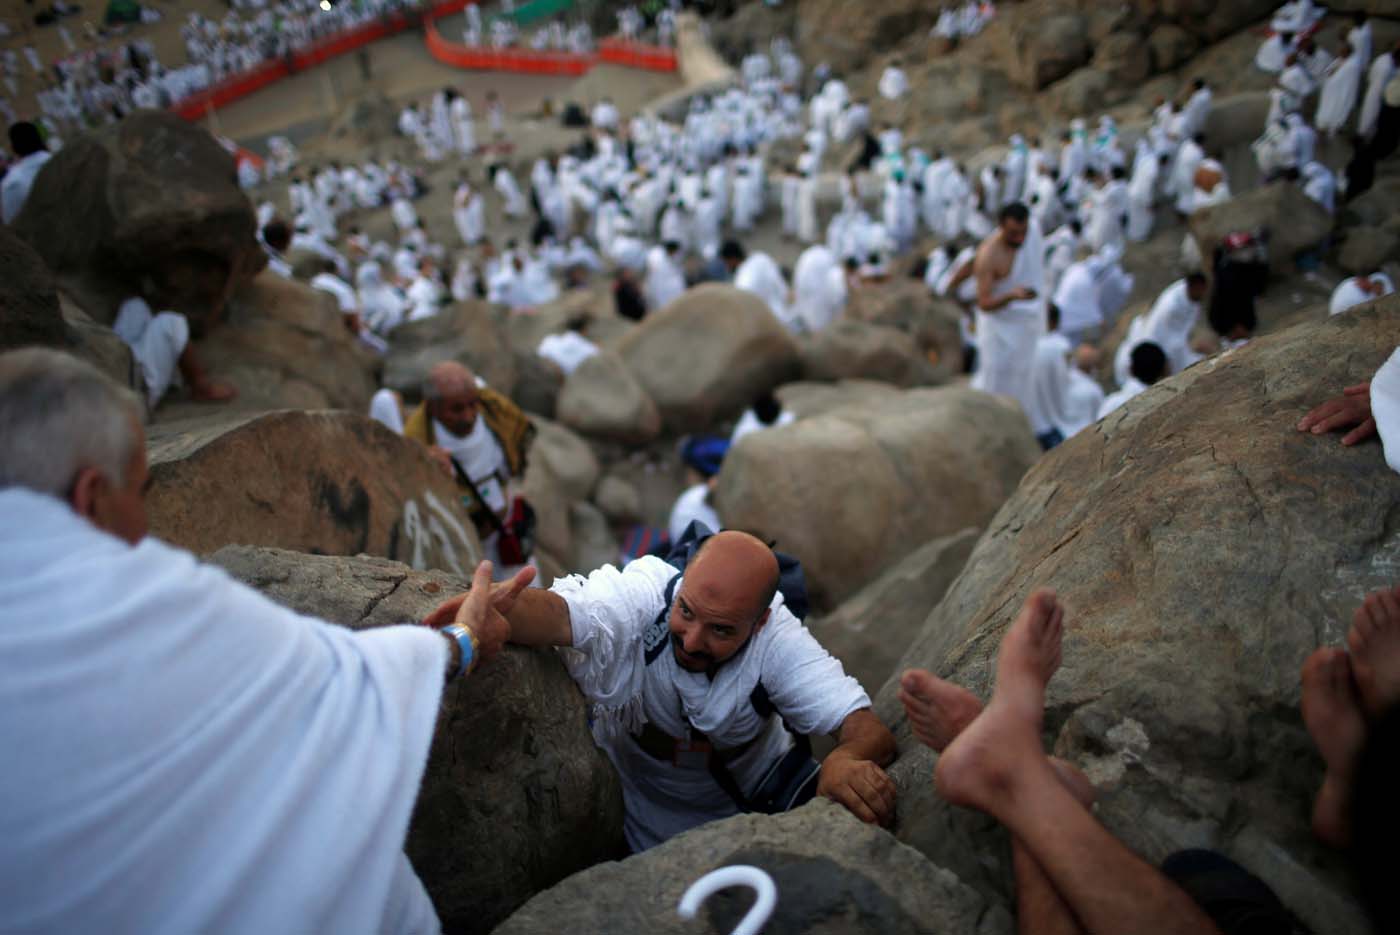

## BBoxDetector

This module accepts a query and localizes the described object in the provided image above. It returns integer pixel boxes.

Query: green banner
[508,0,573,26]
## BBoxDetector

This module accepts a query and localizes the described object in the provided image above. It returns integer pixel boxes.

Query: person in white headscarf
[1302,160,1336,213]
[791,244,847,333]
[1329,272,1396,315]
[1317,41,1364,136]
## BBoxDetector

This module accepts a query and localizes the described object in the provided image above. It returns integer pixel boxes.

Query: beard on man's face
[671,630,716,672]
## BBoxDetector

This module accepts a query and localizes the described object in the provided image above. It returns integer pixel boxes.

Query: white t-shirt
[433,417,508,514]
[553,556,869,851]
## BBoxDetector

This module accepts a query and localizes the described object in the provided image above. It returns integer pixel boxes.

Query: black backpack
[632,521,821,814]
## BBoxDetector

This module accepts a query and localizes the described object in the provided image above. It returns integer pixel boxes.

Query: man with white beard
[970,203,1045,415]
[643,241,687,312]
[791,244,847,333]
[1317,42,1364,136]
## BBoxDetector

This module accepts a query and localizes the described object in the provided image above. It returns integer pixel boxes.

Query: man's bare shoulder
[973,231,1006,267]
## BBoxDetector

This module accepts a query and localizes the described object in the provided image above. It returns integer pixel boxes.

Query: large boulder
[1190,182,1333,277]
[494,800,1012,935]
[382,301,518,401]
[156,270,377,419]
[800,320,937,388]
[520,418,601,570]
[11,110,265,332]
[0,224,64,350]
[776,379,903,418]
[792,0,934,74]
[1135,0,1276,42]
[1147,23,1199,72]
[210,547,625,933]
[844,279,964,383]
[873,303,1400,935]
[715,387,1040,612]
[615,284,801,433]
[808,528,980,699]
[146,410,483,576]
[1202,93,1271,151]
[1005,14,1091,90]
[556,349,663,444]
[1338,226,1400,275]
[1091,30,1151,86]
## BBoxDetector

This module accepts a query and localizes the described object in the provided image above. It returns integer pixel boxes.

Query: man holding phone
[971,202,1047,419]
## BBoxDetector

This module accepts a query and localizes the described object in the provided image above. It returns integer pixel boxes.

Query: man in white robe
[430,526,897,852]
[1329,272,1396,315]
[1024,321,1076,450]
[450,92,475,155]
[2,122,51,223]
[1064,344,1106,436]
[728,243,792,325]
[0,348,515,935]
[1126,142,1161,242]
[791,244,847,333]
[643,241,687,312]
[112,296,190,410]
[453,178,485,246]
[1101,341,1167,419]
[878,61,909,101]
[1359,46,1399,138]
[1171,134,1205,215]
[1051,249,1102,347]
[1317,43,1364,135]
[491,164,528,218]
[1115,274,1208,384]
[971,203,1045,416]
[1180,79,1213,139]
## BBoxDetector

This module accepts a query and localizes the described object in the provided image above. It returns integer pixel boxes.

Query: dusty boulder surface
[156,270,377,420]
[1190,182,1334,277]
[0,224,65,350]
[844,278,965,384]
[615,284,801,432]
[210,547,625,934]
[382,300,518,401]
[873,303,1400,935]
[11,110,265,332]
[492,799,1012,935]
[716,387,1039,612]
[556,349,663,444]
[146,410,483,576]
[808,528,981,699]
[799,320,937,388]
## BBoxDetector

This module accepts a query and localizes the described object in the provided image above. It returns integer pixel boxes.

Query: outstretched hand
[817,753,896,828]
[423,563,536,629]
[1298,382,1377,447]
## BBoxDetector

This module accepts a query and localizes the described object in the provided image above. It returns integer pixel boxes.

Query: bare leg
[1300,647,1367,848]
[900,667,1089,934]
[935,590,1222,935]
[177,345,237,402]
[1347,585,1400,718]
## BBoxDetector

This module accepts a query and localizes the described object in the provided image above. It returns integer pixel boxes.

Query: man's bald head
[424,361,481,437]
[1072,344,1101,374]
[669,531,781,673]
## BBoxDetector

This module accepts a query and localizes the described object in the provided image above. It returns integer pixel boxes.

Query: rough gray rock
[775,379,903,418]
[799,320,936,388]
[493,800,1012,935]
[715,387,1039,612]
[11,110,265,332]
[615,284,801,433]
[1202,93,1271,152]
[1191,182,1334,277]
[1338,226,1400,276]
[521,418,600,568]
[510,349,563,418]
[556,349,663,444]
[569,500,619,574]
[594,474,644,525]
[808,528,981,699]
[382,301,518,402]
[0,224,65,351]
[842,279,964,383]
[1147,23,1199,72]
[210,547,625,934]
[872,303,1400,935]
[146,410,482,576]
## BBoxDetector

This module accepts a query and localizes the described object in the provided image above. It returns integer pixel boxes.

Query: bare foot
[898,669,982,753]
[192,379,238,402]
[1302,647,1368,848]
[934,589,1065,813]
[1347,587,1400,718]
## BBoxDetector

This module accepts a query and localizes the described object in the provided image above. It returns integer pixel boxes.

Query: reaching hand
[445,561,511,665]
[1298,383,1377,446]
[817,753,896,827]
[423,563,536,632]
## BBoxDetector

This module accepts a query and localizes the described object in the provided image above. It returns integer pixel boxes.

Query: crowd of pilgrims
[228,5,1398,466]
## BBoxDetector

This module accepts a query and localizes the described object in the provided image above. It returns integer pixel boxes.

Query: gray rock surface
[615,284,801,432]
[382,300,518,402]
[808,528,981,699]
[800,320,936,388]
[716,387,1039,612]
[1190,182,1334,277]
[557,349,663,444]
[493,800,1012,935]
[210,547,625,934]
[873,303,1400,935]
[146,410,482,576]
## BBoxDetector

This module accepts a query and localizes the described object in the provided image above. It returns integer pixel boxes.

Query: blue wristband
[444,623,477,678]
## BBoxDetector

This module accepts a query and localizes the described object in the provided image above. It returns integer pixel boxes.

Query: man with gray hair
[0,348,526,933]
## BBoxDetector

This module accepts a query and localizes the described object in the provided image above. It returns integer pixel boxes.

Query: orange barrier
[422,16,592,75]
[173,1,473,120]
[596,37,677,72]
